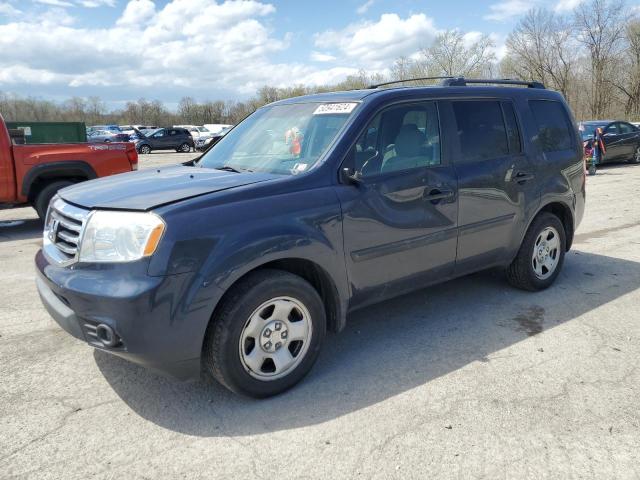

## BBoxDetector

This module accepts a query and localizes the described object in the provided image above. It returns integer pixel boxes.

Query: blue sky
[0,0,631,108]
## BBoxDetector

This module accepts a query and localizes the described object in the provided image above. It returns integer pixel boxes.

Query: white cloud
[315,13,440,68]
[0,2,21,16]
[34,0,74,6]
[0,0,358,95]
[554,0,584,11]
[484,0,532,21]
[356,0,374,15]
[116,0,155,26]
[79,0,116,7]
[310,51,337,62]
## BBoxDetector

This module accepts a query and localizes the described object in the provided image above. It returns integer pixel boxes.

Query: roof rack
[367,76,455,89]
[440,77,546,89]
[367,76,545,90]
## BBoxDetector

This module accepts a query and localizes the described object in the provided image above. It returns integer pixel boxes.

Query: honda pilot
[36,78,586,397]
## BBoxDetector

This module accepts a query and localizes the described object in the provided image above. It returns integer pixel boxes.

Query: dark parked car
[579,120,640,164]
[135,127,194,154]
[36,77,585,397]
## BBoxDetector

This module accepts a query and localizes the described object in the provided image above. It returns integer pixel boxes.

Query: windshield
[197,102,358,175]
[579,123,606,141]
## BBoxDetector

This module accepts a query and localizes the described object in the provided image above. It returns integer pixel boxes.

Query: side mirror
[341,167,363,185]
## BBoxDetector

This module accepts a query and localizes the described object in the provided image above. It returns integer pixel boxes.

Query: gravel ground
[1,154,639,479]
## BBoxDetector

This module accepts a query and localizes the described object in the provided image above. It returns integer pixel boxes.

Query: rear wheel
[506,212,566,291]
[629,146,640,164]
[34,180,74,220]
[203,269,326,398]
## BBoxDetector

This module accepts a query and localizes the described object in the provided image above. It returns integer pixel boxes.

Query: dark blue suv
[36,78,586,397]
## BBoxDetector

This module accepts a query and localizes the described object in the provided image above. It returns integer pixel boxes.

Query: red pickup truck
[0,114,138,218]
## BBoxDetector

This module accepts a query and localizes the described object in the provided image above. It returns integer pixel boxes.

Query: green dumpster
[5,122,87,144]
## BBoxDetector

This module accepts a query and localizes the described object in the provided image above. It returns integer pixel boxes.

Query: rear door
[338,100,458,308]
[449,98,538,274]
[615,122,637,159]
[603,122,624,160]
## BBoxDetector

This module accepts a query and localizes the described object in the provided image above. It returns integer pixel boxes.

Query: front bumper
[35,249,221,380]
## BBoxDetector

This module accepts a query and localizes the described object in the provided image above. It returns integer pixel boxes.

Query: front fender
[148,186,349,329]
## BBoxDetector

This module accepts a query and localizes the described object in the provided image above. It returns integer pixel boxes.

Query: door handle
[424,188,454,203]
[513,171,535,184]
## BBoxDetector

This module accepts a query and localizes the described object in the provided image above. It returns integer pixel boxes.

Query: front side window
[346,101,441,178]
[453,100,509,162]
[529,100,573,152]
[198,102,357,175]
[152,130,166,138]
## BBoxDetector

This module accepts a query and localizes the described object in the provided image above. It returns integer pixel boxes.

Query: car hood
[59,165,278,210]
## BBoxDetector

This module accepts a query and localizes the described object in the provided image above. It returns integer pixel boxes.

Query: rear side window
[452,100,509,161]
[529,100,573,152]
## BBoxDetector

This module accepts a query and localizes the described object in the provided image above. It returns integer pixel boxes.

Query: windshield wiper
[214,165,253,173]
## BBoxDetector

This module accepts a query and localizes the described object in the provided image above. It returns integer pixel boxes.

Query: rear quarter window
[529,100,574,153]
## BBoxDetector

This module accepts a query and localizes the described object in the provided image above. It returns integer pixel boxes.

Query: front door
[448,99,538,274]
[150,129,170,149]
[337,100,458,309]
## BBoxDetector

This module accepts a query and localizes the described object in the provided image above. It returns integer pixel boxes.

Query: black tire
[506,212,566,291]
[179,142,191,153]
[138,144,151,154]
[203,269,326,398]
[34,180,74,220]
[588,164,597,175]
[629,146,640,164]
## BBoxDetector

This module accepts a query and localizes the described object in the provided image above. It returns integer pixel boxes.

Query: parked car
[87,125,121,134]
[87,130,130,143]
[36,78,585,397]
[204,124,233,134]
[135,127,194,154]
[173,125,214,141]
[0,113,138,219]
[578,120,640,164]
[195,127,231,151]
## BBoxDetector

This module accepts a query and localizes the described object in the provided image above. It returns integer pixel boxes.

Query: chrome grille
[43,197,89,266]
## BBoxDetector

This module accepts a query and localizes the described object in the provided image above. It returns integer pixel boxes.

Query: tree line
[1,0,638,126]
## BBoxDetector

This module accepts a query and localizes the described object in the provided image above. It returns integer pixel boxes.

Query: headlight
[79,211,165,263]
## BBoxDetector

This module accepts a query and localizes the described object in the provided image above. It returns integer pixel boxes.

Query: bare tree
[420,30,496,77]
[610,20,640,117]
[574,0,627,118]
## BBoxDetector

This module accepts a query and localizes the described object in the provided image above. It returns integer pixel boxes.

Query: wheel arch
[531,201,575,251]
[22,161,97,202]
[201,257,344,357]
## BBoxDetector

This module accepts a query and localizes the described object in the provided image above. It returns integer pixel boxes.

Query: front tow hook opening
[95,324,121,348]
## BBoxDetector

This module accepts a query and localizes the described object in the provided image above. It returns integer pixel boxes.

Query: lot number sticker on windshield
[313,103,358,115]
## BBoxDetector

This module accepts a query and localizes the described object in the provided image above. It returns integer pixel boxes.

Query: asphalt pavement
[1,153,639,479]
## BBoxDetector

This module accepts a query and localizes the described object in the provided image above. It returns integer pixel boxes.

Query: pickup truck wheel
[179,143,191,153]
[506,212,566,291]
[203,269,326,398]
[138,144,151,154]
[34,180,74,220]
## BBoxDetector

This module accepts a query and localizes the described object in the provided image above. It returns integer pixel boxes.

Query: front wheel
[138,144,151,154]
[203,269,326,398]
[506,212,566,291]
[179,142,191,153]
[34,180,74,220]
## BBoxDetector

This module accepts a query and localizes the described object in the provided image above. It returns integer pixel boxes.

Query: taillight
[127,147,139,171]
